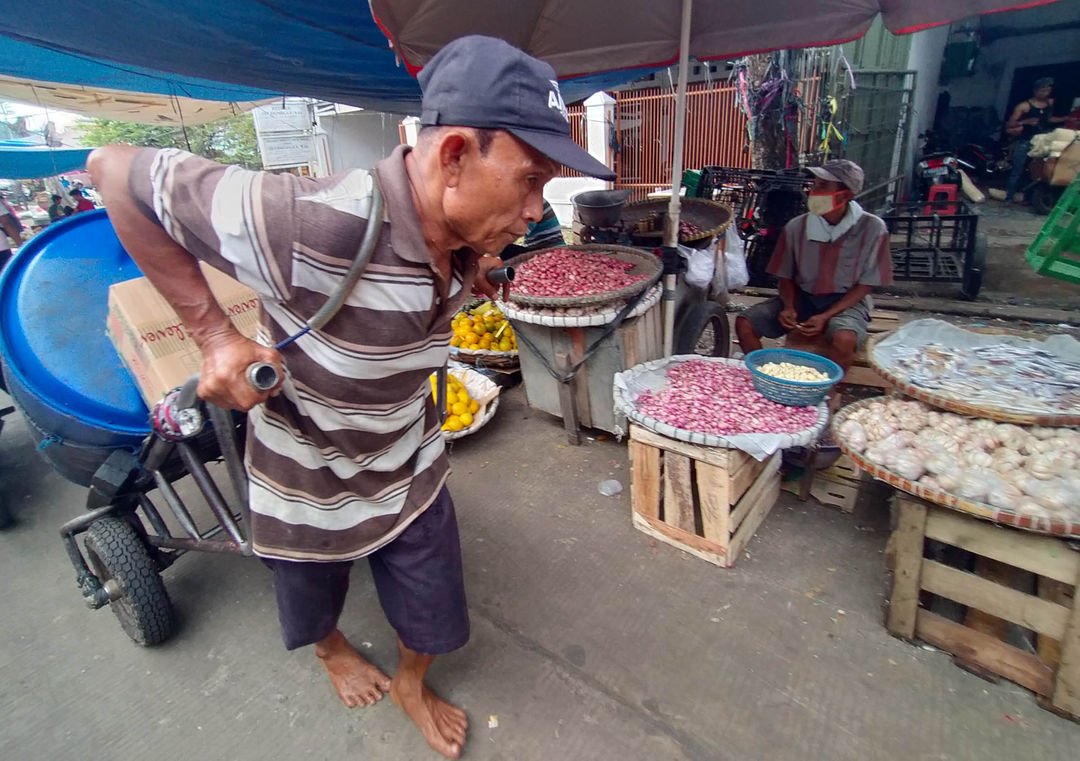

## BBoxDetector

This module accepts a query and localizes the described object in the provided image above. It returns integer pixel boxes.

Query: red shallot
[635,360,819,436]
[512,248,647,298]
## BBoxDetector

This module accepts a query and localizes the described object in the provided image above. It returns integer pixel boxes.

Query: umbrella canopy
[369,0,1059,74]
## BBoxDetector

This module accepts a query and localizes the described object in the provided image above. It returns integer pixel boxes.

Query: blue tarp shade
[0,143,92,179]
[0,35,280,104]
[0,3,655,112]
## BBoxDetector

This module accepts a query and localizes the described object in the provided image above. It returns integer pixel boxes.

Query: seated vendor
[735,159,892,373]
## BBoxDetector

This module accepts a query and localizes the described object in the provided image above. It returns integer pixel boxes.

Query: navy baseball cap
[418,35,616,181]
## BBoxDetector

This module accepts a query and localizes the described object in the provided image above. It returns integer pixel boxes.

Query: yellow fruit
[445,390,457,406]
[464,332,478,344]
[451,402,467,416]
[443,417,464,432]
[479,337,493,350]
[450,336,462,347]
[467,343,480,351]
[468,400,479,414]
[458,411,473,427]
[498,340,512,352]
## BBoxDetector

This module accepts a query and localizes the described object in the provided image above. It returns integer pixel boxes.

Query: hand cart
[880,198,987,300]
[0,207,360,646]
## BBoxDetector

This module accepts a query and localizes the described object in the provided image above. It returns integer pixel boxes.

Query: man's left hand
[797,314,829,337]
[474,255,509,301]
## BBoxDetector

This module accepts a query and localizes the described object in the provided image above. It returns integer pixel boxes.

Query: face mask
[807,191,847,217]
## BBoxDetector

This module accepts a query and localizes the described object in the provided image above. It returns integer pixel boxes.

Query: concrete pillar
[584,92,616,185]
[401,116,422,147]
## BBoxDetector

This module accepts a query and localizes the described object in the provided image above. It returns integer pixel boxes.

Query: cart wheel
[675,302,731,357]
[84,517,174,645]
[960,234,987,301]
[1030,184,1061,216]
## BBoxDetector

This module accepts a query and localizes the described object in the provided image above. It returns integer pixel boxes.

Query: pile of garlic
[837,397,1080,522]
[758,361,830,383]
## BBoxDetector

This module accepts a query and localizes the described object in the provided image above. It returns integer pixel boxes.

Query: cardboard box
[107,263,260,406]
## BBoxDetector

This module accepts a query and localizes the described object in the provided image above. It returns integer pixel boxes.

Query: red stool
[923,183,958,216]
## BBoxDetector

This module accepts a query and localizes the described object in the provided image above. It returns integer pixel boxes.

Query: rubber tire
[960,234,987,301]
[1030,184,1062,216]
[675,302,731,358]
[84,516,174,646]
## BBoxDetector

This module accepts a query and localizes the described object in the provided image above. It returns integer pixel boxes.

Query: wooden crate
[628,424,780,567]
[512,302,663,442]
[887,496,1080,721]
[782,455,861,513]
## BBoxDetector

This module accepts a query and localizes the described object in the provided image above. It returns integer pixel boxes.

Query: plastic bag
[680,244,715,290]
[722,226,749,291]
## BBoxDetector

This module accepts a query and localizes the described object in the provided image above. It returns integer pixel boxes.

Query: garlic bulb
[893,448,926,481]
[935,466,963,492]
[964,450,994,469]
[919,475,942,490]
[838,419,868,453]
[1026,453,1059,480]
[925,451,960,476]
[956,469,991,501]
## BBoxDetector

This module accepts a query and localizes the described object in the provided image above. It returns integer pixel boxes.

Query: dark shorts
[263,486,470,655]
[740,291,870,347]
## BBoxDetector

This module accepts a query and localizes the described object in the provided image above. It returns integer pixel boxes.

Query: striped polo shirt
[130,145,478,561]
[767,212,893,295]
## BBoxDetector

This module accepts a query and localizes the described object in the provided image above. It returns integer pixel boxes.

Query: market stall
[832,318,1080,720]
[614,353,833,567]
[502,244,666,443]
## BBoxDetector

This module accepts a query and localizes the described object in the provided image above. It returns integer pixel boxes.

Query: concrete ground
[1,387,1078,761]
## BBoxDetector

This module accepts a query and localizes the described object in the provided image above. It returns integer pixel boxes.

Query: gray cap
[418,35,615,180]
[807,159,864,194]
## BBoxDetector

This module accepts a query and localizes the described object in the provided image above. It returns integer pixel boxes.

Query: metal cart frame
[881,198,987,300]
[57,377,251,645]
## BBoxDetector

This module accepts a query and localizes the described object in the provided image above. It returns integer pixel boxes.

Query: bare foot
[390,675,468,759]
[315,629,391,707]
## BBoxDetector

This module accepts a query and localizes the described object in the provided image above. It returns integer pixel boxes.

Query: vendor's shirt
[129,145,478,561]
[766,208,892,296]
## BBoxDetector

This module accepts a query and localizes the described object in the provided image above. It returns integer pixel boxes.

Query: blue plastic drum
[0,209,151,485]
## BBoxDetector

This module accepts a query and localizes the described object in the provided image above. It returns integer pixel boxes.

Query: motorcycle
[957,137,1011,188]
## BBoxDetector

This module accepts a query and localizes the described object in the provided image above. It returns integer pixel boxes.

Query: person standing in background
[0,193,24,268]
[1004,77,1067,204]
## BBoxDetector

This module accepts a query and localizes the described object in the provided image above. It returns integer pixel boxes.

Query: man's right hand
[197,328,283,411]
[779,307,799,331]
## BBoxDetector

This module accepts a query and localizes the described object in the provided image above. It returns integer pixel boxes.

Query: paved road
[1,388,1078,760]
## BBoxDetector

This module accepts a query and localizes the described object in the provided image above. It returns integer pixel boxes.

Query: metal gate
[834,70,915,210]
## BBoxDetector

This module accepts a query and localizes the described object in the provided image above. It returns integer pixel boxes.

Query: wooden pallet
[887,495,1080,721]
[629,424,780,567]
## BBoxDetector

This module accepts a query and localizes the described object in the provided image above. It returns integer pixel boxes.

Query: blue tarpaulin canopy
[0,140,91,178]
[0,3,655,112]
